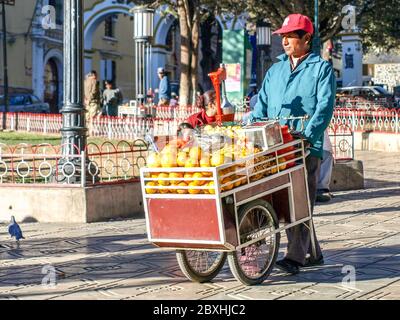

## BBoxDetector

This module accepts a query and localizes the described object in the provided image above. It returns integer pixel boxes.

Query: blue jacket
[159,76,171,100]
[250,52,336,158]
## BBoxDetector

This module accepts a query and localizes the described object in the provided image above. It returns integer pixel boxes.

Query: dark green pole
[61,0,86,155]
[2,0,9,130]
[313,0,321,55]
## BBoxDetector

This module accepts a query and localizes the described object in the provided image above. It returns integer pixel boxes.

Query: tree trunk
[190,9,200,105]
[177,0,191,106]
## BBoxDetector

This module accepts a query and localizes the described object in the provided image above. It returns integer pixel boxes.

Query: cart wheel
[176,250,227,283]
[228,199,280,286]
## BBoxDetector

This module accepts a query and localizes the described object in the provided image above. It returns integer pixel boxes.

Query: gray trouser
[285,155,323,265]
[317,150,334,193]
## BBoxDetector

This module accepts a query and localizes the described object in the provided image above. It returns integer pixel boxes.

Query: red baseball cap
[273,14,314,35]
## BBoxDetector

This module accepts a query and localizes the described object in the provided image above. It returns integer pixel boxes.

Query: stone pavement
[0,151,399,300]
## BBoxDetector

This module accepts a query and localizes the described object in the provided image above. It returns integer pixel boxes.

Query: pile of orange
[145,171,216,195]
[144,127,289,195]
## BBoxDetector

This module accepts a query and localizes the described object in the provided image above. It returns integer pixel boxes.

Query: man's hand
[290,131,312,149]
[241,112,252,125]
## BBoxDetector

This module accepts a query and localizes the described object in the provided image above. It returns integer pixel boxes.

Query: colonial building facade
[0,0,241,113]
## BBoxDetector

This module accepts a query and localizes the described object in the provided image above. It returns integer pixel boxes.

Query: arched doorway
[44,59,59,113]
[83,1,135,75]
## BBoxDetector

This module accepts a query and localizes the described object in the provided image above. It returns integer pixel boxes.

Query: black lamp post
[54,0,88,184]
[256,20,272,88]
[60,0,86,156]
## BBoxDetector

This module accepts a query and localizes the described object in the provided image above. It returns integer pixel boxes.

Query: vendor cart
[140,135,318,286]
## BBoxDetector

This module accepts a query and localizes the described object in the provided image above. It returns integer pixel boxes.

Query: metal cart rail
[140,139,317,285]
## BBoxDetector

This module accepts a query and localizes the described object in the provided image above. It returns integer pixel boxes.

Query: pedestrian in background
[84,70,101,134]
[102,80,123,116]
[146,88,155,105]
[157,67,171,106]
[169,92,178,107]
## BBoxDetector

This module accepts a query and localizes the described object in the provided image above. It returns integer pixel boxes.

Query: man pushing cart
[140,13,336,285]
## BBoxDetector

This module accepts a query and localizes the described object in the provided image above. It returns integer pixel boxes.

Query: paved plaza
[0,151,399,300]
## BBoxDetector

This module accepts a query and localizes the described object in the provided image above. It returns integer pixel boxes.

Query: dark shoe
[303,256,324,267]
[275,258,300,275]
[316,193,331,203]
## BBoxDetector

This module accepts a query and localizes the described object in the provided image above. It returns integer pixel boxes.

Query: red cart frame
[140,139,317,285]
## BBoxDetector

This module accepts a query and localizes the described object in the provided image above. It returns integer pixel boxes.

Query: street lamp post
[1,0,14,130]
[57,0,87,183]
[131,6,154,104]
[61,0,86,155]
[256,20,272,88]
[312,0,321,55]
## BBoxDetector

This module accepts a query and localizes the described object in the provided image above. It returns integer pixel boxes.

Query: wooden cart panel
[290,168,310,221]
[148,198,221,242]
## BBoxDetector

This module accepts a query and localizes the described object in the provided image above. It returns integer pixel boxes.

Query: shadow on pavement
[0,231,398,297]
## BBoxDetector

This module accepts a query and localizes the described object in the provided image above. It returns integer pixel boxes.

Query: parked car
[394,86,400,106]
[0,93,50,113]
[336,86,395,103]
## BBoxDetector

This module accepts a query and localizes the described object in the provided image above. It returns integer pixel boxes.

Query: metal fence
[2,101,400,186]
[328,123,354,161]
[0,107,249,139]
[0,140,148,187]
[332,107,400,133]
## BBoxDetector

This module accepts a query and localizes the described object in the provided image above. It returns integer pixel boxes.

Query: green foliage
[236,0,400,52]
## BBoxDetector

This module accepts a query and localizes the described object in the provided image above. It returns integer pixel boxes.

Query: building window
[48,0,63,26]
[100,59,116,86]
[105,15,117,38]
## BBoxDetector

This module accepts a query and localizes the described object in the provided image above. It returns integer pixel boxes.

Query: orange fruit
[201,171,213,177]
[176,182,188,194]
[192,172,205,186]
[188,181,201,194]
[157,172,170,186]
[200,155,211,167]
[233,175,242,188]
[147,153,161,168]
[161,144,177,155]
[278,157,287,171]
[189,147,202,161]
[270,162,278,174]
[169,172,183,185]
[211,152,224,167]
[176,151,188,167]
[145,182,158,194]
[185,158,199,168]
[150,172,160,179]
[221,177,234,192]
[161,152,177,168]
[207,181,215,194]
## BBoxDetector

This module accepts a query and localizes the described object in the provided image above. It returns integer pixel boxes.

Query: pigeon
[8,216,25,242]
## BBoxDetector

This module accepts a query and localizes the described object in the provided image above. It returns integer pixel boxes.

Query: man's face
[281,32,311,57]
[158,73,163,80]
